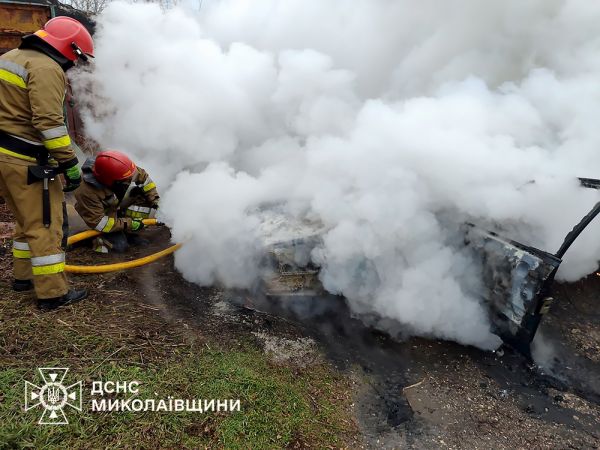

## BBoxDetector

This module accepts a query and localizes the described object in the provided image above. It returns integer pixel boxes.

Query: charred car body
[262,178,600,357]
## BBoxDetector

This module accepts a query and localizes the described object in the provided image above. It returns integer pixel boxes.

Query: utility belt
[0,129,48,163]
[0,129,59,227]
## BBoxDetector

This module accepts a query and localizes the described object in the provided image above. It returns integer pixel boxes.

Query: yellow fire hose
[65,218,183,274]
[66,218,159,246]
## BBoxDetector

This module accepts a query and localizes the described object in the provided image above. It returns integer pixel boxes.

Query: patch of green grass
[0,286,356,449]
[0,349,352,449]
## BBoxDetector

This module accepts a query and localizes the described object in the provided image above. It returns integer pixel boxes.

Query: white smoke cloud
[74,0,600,349]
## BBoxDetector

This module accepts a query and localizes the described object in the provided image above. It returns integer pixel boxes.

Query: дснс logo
[24,367,82,425]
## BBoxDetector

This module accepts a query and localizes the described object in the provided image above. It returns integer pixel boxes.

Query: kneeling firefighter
[74,150,160,253]
[0,17,93,310]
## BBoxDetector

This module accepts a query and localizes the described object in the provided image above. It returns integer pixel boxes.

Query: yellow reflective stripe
[32,262,65,276]
[125,205,152,219]
[12,249,31,259]
[126,210,149,219]
[44,135,71,150]
[0,146,37,162]
[95,216,109,231]
[143,182,156,192]
[102,217,115,232]
[0,68,26,88]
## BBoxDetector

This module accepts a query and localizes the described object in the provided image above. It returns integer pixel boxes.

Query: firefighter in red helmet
[0,17,93,310]
[74,151,160,253]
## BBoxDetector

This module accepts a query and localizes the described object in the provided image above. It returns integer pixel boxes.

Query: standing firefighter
[0,17,93,310]
[74,151,160,253]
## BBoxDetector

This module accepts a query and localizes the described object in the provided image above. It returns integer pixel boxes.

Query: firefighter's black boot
[96,232,129,253]
[38,289,88,311]
[12,279,33,292]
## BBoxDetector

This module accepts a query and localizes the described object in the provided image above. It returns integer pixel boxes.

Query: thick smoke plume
[75,0,600,349]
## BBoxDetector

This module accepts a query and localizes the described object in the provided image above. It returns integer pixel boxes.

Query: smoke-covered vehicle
[260,178,600,357]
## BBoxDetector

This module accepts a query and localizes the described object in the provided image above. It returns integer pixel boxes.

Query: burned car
[259,178,600,357]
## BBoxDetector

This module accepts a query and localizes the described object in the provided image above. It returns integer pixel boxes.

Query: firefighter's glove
[63,166,82,192]
[130,219,145,232]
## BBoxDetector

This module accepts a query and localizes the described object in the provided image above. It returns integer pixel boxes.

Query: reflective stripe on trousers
[12,240,31,259]
[31,253,66,276]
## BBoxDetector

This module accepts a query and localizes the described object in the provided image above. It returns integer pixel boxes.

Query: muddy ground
[1,206,599,449]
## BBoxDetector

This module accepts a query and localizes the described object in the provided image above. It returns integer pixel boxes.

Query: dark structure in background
[0,0,94,54]
[0,0,94,144]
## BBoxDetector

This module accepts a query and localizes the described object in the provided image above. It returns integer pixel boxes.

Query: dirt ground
[1,201,599,449]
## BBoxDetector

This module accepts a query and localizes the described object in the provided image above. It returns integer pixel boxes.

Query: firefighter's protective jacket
[0,47,76,299]
[74,158,159,233]
[0,48,77,166]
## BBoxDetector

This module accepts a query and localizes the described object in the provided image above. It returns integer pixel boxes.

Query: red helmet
[34,16,94,62]
[93,151,136,187]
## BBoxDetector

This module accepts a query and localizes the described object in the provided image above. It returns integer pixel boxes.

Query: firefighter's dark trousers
[0,154,68,299]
